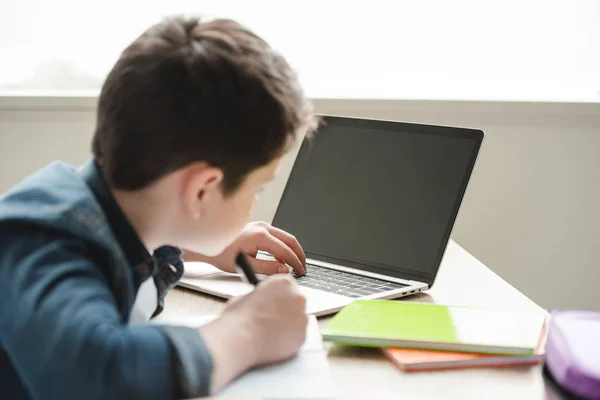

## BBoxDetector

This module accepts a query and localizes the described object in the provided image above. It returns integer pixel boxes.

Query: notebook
[322,300,547,355]
[383,328,546,372]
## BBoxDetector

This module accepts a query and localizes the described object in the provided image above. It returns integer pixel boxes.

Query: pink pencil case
[545,310,600,399]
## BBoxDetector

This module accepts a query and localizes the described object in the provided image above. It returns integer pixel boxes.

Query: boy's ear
[182,163,224,219]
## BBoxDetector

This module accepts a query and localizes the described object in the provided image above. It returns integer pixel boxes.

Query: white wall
[0,108,94,184]
[1,97,599,311]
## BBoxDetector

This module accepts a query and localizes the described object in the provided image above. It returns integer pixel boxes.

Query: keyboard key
[302,278,319,283]
[354,289,376,296]
[362,282,382,287]
[295,264,407,297]
[299,282,322,289]
[333,289,350,295]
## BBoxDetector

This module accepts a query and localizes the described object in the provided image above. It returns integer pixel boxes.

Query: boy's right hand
[198,275,308,393]
[223,274,308,365]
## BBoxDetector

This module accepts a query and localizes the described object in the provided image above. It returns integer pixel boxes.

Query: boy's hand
[197,221,307,276]
[199,275,308,393]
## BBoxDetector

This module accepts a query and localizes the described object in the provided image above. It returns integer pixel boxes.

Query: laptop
[180,116,484,316]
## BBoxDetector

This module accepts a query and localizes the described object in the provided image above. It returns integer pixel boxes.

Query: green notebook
[322,300,547,355]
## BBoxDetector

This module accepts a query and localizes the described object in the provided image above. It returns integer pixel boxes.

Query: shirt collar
[80,159,152,268]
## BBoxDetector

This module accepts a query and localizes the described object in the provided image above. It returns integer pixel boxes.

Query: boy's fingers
[254,233,305,275]
[264,225,307,267]
[250,258,288,275]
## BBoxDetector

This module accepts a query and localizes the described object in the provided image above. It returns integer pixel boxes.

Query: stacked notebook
[322,300,547,372]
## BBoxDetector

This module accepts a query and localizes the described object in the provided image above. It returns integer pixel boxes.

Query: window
[1,0,599,101]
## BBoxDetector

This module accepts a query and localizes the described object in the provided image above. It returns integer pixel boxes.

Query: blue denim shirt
[0,160,213,399]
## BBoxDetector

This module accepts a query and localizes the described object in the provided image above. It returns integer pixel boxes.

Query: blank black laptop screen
[272,117,482,285]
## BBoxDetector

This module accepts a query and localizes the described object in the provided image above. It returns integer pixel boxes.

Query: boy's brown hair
[92,16,317,194]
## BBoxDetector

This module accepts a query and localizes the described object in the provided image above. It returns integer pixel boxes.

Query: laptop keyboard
[294,264,408,298]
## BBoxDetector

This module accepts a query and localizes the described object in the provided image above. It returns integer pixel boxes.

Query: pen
[235,252,260,286]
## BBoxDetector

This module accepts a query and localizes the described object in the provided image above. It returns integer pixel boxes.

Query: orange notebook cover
[383,323,547,372]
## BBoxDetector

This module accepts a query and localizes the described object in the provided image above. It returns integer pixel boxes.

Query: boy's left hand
[187,222,307,276]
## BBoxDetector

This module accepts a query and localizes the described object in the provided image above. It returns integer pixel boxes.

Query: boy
[0,16,317,399]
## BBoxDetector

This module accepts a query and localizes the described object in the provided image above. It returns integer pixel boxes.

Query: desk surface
[155,240,549,400]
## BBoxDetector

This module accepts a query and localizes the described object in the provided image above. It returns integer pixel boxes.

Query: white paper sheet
[153,315,337,399]
[220,316,336,399]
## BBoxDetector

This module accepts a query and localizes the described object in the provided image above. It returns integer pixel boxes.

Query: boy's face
[181,156,281,256]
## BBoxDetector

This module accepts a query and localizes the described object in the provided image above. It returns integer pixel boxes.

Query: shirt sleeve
[0,225,213,399]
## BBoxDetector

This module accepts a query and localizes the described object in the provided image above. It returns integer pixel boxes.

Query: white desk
[154,240,549,399]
